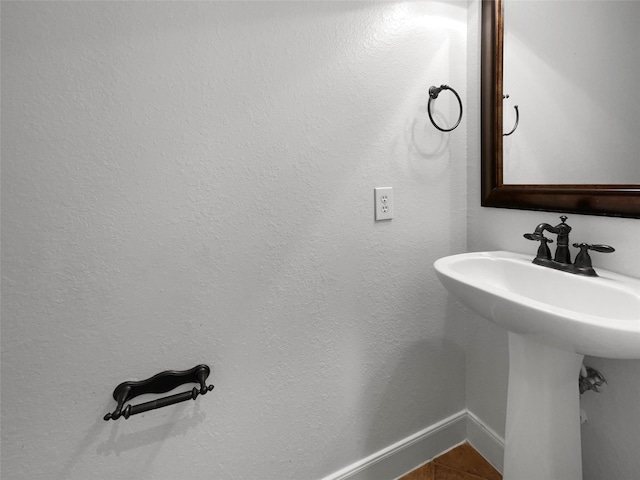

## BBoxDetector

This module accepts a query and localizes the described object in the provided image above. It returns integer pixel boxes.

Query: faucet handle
[572,243,615,270]
[524,232,553,260]
[585,244,615,254]
[524,232,553,243]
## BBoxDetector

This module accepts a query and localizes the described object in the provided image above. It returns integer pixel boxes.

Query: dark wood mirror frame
[480,0,640,219]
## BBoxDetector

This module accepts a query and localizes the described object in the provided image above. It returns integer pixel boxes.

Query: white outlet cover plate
[374,187,393,221]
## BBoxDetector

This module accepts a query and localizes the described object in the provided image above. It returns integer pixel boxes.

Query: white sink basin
[434,250,640,359]
[434,251,640,480]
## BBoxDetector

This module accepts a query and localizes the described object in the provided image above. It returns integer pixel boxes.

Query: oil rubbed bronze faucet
[524,215,614,277]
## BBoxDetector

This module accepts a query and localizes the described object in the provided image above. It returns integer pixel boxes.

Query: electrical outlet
[374,187,393,221]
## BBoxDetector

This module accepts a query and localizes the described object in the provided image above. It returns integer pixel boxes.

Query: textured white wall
[466,2,640,477]
[1,2,470,479]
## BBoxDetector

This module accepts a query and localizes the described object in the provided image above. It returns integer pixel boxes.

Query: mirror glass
[502,0,640,185]
[481,0,640,218]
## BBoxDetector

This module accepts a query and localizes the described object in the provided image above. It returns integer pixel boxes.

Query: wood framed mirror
[480,0,640,219]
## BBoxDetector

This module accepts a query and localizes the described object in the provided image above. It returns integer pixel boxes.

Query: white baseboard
[465,410,505,474]
[320,410,504,480]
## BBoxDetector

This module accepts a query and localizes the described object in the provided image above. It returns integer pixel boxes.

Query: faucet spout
[533,216,572,264]
[525,216,572,264]
[533,223,556,234]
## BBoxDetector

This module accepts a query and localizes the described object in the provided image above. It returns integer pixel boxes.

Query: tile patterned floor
[398,442,502,480]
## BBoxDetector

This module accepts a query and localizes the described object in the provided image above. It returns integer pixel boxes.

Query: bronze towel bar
[104,364,214,421]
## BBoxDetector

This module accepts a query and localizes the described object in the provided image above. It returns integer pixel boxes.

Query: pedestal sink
[434,251,640,480]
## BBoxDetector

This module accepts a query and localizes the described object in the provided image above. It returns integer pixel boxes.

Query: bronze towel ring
[427,84,463,132]
[503,94,520,136]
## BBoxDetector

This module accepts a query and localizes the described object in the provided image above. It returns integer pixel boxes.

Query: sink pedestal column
[504,332,584,480]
